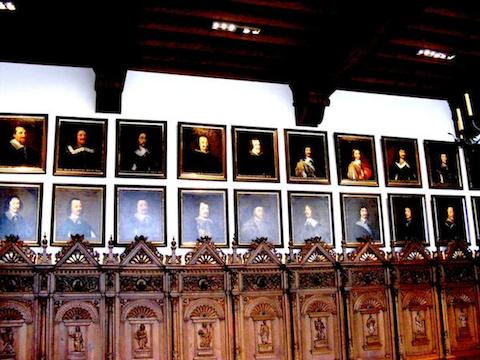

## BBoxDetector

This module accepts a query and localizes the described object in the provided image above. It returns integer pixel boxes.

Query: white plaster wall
[0,62,476,257]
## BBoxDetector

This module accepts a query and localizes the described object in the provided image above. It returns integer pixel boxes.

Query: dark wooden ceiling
[1,0,478,114]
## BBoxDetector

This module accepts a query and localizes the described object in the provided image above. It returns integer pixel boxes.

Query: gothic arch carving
[301,296,336,316]
[183,299,225,321]
[244,297,282,319]
[121,299,164,322]
[55,301,99,323]
[0,300,33,323]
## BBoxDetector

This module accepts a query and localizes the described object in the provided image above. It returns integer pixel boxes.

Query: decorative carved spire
[228,235,241,264]
[166,237,181,265]
[103,236,119,265]
[36,234,52,265]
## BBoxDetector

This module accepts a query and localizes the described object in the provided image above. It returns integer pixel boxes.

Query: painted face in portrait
[253,206,264,220]
[404,207,412,220]
[198,136,209,153]
[198,202,209,219]
[304,205,313,219]
[250,139,261,155]
[70,199,83,217]
[8,196,21,214]
[136,199,149,215]
[360,206,369,221]
[138,133,147,147]
[13,126,27,145]
[76,130,87,147]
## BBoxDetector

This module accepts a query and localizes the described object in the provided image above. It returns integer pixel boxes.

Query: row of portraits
[1,182,479,249]
[2,113,480,189]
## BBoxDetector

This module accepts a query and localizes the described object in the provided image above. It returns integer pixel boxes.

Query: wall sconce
[450,91,480,146]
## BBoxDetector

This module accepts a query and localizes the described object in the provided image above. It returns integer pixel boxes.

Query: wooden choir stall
[1,235,480,359]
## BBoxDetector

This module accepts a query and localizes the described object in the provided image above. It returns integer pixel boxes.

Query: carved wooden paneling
[0,300,35,359]
[288,239,345,360]
[5,234,480,359]
[169,238,233,360]
[117,236,169,360]
[343,242,395,359]
[392,242,443,359]
[439,241,480,358]
[231,239,292,360]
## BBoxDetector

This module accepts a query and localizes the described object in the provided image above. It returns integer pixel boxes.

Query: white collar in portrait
[67,145,95,154]
[10,139,24,150]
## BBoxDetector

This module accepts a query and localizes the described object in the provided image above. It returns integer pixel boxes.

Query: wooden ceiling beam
[423,5,480,22]
[139,23,307,47]
[375,51,455,67]
[388,38,480,58]
[140,39,285,62]
[142,6,311,31]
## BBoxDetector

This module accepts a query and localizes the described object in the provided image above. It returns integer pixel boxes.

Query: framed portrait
[178,122,226,181]
[464,145,480,190]
[431,195,468,246]
[340,193,384,246]
[179,188,229,248]
[284,129,330,184]
[232,126,279,182]
[116,119,167,178]
[334,133,378,186]
[0,113,48,174]
[424,140,462,189]
[54,116,108,177]
[388,194,429,247]
[51,184,106,246]
[471,197,480,244]
[234,189,283,247]
[381,136,422,187]
[0,182,42,245]
[115,185,166,246]
[288,191,334,246]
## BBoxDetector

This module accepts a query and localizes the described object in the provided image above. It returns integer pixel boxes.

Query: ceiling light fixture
[0,1,16,11]
[212,21,261,36]
[417,49,455,61]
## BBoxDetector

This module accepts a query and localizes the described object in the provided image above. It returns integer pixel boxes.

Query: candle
[464,93,473,116]
[456,107,464,132]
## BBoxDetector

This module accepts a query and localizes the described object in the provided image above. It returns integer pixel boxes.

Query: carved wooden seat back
[117,235,168,360]
[341,241,395,360]
[392,241,443,359]
[168,237,232,360]
[229,238,291,360]
[287,238,345,360]
[438,240,480,358]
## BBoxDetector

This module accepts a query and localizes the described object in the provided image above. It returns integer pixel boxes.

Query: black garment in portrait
[187,150,222,174]
[58,217,96,240]
[350,220,379,241]
[243,152,275,177]
[390,162,416,181]
[2,141,37,166]
[0,212,31,239]
[440,219,462,241]
[300,219,329,242]
[122,215,161,241]
[129,147,158,172]
[60,145,101,171]
[397,219,422,241]
[434,164,456,185]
